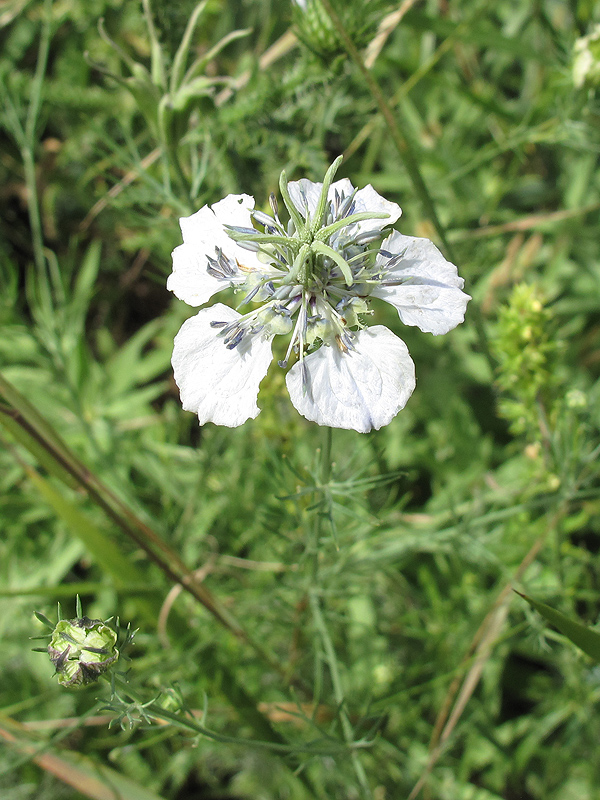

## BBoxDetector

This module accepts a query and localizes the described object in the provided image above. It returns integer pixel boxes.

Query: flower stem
[321,425,333,486]
[318,0,455,262]
[308,427,372,798]
[309,590,373,799]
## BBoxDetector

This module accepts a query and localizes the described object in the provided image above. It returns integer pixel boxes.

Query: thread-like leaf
[23,463,142,590]
[517,591,600,662]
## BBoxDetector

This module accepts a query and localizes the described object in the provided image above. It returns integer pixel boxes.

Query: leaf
[69,240,102,335]
[23,462,142,590]
[104,318,165,397]
[169,0,209,94]
[0,403,79,489]
[516,591,600,662]
[0,373,83,483]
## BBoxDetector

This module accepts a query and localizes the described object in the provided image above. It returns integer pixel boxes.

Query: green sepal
[170,77,217,112]
[97,18,142,76]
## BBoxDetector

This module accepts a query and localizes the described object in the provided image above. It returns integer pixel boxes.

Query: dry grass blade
[79,148,161,231]
[364,0,422,68]
[215,29,298,106]
[0,716,167,800]
[450,202,600,241]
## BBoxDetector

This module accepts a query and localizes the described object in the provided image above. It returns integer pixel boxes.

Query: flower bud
[48,616,119,688]
[573,25,600,88]
[293,0,382,61]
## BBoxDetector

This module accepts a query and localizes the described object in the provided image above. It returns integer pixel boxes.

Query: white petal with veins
[172,303,273,427]
[288,179,401,233]
[351,184,402,231]
[167,194,262,307]
[372,231,470,334]
[286,326,415,433]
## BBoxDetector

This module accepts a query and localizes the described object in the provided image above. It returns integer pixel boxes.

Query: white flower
[168,157,470,432]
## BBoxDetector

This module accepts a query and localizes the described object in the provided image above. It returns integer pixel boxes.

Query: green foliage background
[2,0,600,798]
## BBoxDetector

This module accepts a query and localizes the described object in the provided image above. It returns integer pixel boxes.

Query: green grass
[2,0,600,798]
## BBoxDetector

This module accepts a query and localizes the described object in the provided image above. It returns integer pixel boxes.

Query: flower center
[216,168,392,367]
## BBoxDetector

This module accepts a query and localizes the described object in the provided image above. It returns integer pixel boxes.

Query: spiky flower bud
[48,616,119,688]
[292,0,383,61]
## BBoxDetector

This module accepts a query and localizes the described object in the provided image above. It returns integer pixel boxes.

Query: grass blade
[517,591,600,662]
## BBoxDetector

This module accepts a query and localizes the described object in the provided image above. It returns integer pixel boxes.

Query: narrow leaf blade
[517,591,600,662]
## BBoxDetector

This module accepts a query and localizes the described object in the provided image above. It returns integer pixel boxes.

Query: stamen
[236,242,260,253]
[338,189,358,219]
[269,193,280,223]
[236,239,260,252]
[380,246,409,269]
[224,224,257,236]
[207,247,237,279]
[298,185,311,225]
[335,332,355,353]
[224,327,245,349]
[354,229,384,245]
[237,283,263,307]
[279,297,306,368]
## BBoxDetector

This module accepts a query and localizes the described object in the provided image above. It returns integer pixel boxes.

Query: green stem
[111,675,357,757]
[308,427,372,798]
[319,0,454,261]
[22,146,46,277]
[21,0,53,277]
[309,590,372,799]
[25,0,52,144]
[311,426,333,579]
[321,425,333,486]
[108,677,322,797]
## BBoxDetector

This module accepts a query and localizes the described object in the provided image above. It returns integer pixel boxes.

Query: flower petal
[287,178,401,233]
[372,231,470,334]
[287,178,351,220]
[351,184,402,231]
[172,303,273,427]
[286,326,415,433]
[167,194,263,307]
